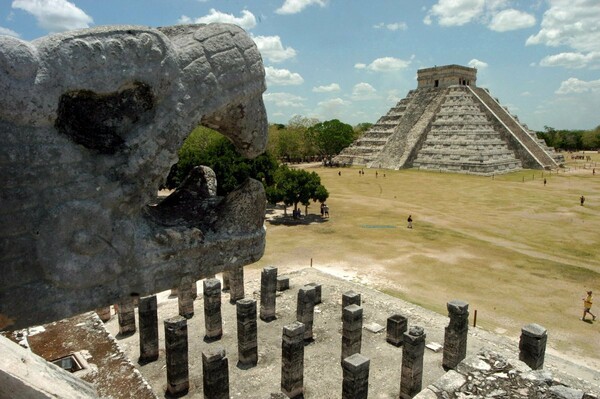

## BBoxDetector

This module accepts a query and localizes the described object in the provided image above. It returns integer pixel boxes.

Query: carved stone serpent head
[0,23,267,329]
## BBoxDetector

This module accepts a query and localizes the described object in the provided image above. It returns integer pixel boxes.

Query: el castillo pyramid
[335,65,563,175]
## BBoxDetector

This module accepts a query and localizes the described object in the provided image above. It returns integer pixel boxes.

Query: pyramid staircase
[334,65,562,175]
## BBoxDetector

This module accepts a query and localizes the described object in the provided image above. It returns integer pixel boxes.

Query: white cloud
[253,35,297,63]
[12,0,93,32]
[0,26,20,37]
[539,52,600,69]
[468,59,488,69]
[265,66,304,86]
[424,0,485,27]
[527,0,600,53]
[318,98,350,107]
[181,9,257,30]
[386,89,402,103]
[351,82,378,100]
[374,22,408,31]
[555,77,600,94]
[355,56,412,72]
[488,9,535,32]
[263,92,305,107]
[276,0,327,15]
[312,83,340,93]
[521,91,532,96]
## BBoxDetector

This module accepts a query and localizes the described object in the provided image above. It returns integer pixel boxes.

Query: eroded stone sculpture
[0,23,268,329]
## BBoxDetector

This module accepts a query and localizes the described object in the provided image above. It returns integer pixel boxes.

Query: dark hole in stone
[55,82,155,154]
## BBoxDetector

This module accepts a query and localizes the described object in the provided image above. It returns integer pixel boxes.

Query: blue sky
[1,0,599,131]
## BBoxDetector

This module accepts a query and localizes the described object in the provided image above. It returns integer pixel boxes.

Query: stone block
[276,276,289,291]
[386,314,407,346]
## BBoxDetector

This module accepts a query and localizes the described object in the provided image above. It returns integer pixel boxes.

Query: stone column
[178,277,196,319]
[519,323,547,370]
[306,282,322,304]
[236,298,258,367]
[229,265,245,304]
[296,285,316,342]
[260,266,278,322]
[342,353,370,399]
[341,304,363,362]
[281,321,305,399]
[443,300,469,370]
[222,270,230,292]
[203,278,223,342]
[95,306,111,322]
[164,316,189,397]
[138,295,159,363]
[117,298,136,336]
[202,347,229,399]
[386,314,407,346]
[341,290,361,319]
[400,326,426,399]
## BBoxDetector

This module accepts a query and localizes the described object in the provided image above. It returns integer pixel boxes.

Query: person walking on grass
[582,291,596,321]
[407,215,413,229]
[580,195,585,206]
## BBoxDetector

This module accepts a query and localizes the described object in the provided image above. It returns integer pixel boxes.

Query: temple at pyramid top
[335,64,563,175]
[417,64,477,88]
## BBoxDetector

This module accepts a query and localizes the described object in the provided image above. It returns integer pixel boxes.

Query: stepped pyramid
[335,65,563,175]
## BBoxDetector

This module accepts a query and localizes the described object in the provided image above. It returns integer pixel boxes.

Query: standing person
[582,291,596,321]
[320,202,324,217]
[544,178,547,186]
[323,204,329,218]
[580,195,585,206]
[407,215,413,229]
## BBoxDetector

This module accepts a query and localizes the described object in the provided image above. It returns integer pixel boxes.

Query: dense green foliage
[265,165,329,214]
[537,125,600,151]
[306,119,356,158]
[166,126,278,196]
[267,116,368,162]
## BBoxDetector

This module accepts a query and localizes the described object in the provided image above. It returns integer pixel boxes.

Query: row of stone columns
[106,276,547,398]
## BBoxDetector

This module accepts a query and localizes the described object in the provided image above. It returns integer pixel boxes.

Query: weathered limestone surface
[443,300,469,370]
[342,353,370,399]
[95,306,112,323]
[177,277,196,319]
[117,298,136,336]
[296,285,316,341]
[229,265,245,304]
[236,298,258,367]
[138,295,159,363]
[260,266,278,321]
[0,335,99,398]
[386,314,407,347]
[281,321,305,399]
[401,326,427,399]
[0,23,268,329]
[203,278,223,341]
[165,316,189,396]
[202,347,229,399]
[341,304,363,362]
[519,323,547,371]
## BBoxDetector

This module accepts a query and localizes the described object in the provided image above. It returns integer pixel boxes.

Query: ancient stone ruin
[335,64,564,175]
[0,23,268,329]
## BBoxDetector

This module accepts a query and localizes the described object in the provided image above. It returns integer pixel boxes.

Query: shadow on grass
[267,213,328,226]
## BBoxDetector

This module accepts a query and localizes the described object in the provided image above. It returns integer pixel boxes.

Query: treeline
[536,125,600,151]
[164,117,371,212]
[266,115,371,163]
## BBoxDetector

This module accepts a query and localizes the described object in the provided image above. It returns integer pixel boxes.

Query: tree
[266,165,329,216]
[166,126,279,196]
[306,119,355,158]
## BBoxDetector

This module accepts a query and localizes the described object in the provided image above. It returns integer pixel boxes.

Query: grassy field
[250,153,600,368]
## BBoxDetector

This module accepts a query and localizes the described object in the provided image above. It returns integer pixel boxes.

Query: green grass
[253,155,600,364]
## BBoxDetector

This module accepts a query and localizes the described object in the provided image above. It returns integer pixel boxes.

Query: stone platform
[104,267,600,398]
